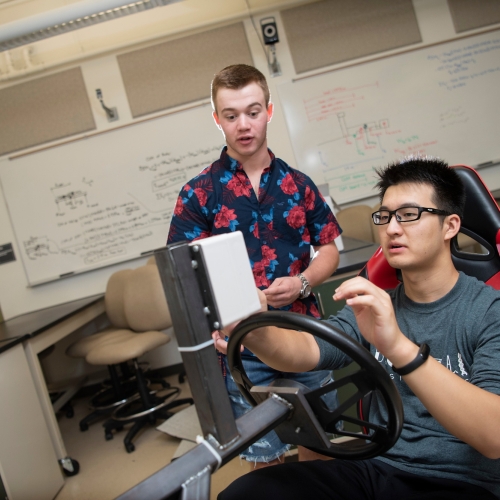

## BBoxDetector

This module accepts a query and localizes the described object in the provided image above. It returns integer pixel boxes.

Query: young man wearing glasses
[217,157,500,499]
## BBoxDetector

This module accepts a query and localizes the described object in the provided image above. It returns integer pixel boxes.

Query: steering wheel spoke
[227,311,404,460]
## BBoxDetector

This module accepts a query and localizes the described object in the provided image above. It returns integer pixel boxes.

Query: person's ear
[444,214,461,241]
[267,102,274,123]
[213,110,221,129]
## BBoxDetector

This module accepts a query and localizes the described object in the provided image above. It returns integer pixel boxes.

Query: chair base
[103,387,194,452]
[79,364,143,431]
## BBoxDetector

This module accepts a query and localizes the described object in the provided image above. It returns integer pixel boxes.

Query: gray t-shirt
[316,272,500,497]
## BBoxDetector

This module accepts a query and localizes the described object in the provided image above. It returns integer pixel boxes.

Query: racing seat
[359,165,500,290]
[357,165,500,425]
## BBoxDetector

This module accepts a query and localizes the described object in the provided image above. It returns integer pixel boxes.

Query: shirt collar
[220,146,275,173]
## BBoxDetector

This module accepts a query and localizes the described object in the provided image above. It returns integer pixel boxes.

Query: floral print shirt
[167,147,341,318]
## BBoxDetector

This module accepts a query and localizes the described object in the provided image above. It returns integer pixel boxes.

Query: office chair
[336,204,377,243]
[66,269,141,431]
[357,164,500,424]
[85,264,193,452]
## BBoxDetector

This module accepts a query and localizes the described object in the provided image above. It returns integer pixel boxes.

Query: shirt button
[263,240,267,244]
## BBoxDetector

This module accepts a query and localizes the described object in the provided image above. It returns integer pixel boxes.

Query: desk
[0,295,106,499]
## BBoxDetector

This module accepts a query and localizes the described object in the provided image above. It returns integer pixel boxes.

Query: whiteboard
[277,30,500,204]
[0,104,225,285]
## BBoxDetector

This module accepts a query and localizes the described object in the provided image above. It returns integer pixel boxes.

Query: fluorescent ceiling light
[0,0,181,52]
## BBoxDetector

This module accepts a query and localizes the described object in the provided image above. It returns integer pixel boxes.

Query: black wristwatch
[392,343,430,375]
[295,273,312,299]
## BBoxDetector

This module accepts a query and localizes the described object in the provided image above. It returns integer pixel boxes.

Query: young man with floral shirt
[167,64,342,467]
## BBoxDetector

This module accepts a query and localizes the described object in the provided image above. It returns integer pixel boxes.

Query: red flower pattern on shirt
[261,245,277,266]
[309,302,320,319]
[194,188,207,206]
[286,205,306,229]
[193,231,210,241]
[319,222,338,245]
[174,196,184,216]
[290,300,307,315]
[280,173,298,195]
[214,205,237,228]
[305,185,315,211]
[253,261,270,287]
[289,259,302,276]
[227,175,252,197]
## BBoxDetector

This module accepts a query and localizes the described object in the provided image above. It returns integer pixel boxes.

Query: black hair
[375,156,466,220]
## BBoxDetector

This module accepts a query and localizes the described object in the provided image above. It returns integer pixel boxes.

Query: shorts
[223,354,340,463]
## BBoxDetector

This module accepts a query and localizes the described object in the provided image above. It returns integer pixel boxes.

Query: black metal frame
[116,241,293,500]
[117,240,402,499]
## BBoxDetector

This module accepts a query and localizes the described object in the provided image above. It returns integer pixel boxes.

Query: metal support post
[154,243,239,446]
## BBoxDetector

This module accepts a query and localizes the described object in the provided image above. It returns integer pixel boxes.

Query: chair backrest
[359,165,500,291]
[123,265,172,332]
[336,205,376,243]
[105,269,133,328]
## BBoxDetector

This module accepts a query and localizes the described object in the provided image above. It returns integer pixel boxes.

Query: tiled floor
[55,374,248,500]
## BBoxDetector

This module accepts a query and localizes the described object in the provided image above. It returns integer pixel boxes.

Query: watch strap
[392,343,430,375]
[295,273,310,298]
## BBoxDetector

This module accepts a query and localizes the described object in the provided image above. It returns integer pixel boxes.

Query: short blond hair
[211,64,270,113]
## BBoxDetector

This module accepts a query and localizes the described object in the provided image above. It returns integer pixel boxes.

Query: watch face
[303,285,312,298]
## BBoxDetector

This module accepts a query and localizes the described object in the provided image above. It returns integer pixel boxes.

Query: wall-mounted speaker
[260,17,279,45]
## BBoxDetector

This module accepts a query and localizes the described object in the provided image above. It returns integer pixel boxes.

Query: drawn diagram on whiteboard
[316,110,439,198]
[2,139,224,283]
[318,112,390,156]
[24,236,58,260]
[281,82,433,201]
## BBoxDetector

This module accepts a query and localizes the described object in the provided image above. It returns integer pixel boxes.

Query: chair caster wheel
[125,442,135,453]
[62,458,80,477]
[65,407,74,419]
[79,422,89,432]
[105,431,114,441]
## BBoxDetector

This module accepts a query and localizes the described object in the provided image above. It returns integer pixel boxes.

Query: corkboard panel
[447,0,500,33]
[0,67,95,156]
[281,0,421,74]
[118,22,254,118]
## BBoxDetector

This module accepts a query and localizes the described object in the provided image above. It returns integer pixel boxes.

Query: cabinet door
[0,344,64,500]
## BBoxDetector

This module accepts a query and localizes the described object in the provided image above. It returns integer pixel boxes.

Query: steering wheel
[227,311,404,460]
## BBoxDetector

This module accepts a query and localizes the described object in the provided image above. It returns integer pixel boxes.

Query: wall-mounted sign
[0,243,16,265]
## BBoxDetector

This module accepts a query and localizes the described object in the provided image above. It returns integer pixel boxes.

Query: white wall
[0,0,499,320]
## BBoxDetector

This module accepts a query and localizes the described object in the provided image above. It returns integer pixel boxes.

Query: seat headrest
[451,166,500,285]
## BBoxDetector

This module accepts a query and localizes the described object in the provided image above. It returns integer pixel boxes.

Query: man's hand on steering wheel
[212,289,268,355]
[334,276,419,371]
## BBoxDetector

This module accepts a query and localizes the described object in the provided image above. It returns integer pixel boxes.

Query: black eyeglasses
[372,206,451,225]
